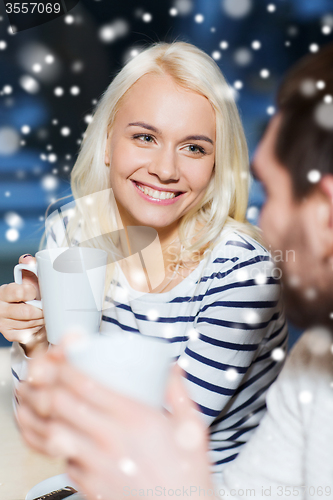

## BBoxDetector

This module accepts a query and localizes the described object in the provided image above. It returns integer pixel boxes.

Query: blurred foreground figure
[17,43,333,499]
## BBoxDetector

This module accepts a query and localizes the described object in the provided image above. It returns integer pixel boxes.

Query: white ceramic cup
[14,247,107,345]
[65,332,171,408]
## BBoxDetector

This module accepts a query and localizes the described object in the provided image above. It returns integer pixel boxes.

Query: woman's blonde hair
[48,42,261,296]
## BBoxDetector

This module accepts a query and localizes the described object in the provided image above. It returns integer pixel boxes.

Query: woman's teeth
[136,183,177,200]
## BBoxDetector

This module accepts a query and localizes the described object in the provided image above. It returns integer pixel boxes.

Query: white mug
[14,247,107,345]
[66,332,172,408]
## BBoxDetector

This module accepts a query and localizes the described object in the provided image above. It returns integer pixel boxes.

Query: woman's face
[105,73,216,236]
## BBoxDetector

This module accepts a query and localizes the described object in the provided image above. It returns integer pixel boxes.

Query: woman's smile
[131,180,185,205]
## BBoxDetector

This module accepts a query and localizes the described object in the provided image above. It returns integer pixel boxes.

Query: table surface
[0,347,65,500]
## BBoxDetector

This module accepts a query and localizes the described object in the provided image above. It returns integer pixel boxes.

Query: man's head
[253,43,333,328]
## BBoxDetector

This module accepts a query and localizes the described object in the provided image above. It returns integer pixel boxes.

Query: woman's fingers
[18,254,34,264]
[0,282,40,307]
[0,316,44,330]
[18,255,41,299]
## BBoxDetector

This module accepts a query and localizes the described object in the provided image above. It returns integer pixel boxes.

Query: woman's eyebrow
[182,135,214,145]
[127,122,161,133]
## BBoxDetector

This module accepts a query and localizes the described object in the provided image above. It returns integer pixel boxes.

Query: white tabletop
[0,348,65,500]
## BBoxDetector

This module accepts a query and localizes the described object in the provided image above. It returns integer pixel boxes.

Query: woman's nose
[147,146,179,182]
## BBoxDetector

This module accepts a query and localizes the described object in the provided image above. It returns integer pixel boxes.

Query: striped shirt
[11,224,288,481]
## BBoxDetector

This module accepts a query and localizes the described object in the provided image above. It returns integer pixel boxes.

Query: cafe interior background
[1,0,333,348]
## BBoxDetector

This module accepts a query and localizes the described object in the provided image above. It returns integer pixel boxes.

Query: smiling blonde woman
[4,42,288,482]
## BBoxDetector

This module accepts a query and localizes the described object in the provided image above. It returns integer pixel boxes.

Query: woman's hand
[17,347,215,500]
[0,254,47,357]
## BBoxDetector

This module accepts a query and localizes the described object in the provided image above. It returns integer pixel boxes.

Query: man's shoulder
[287,329,333,378]
[269,329,333,412]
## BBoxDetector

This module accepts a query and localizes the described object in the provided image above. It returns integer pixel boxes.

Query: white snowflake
[54,87,64,97]
[187,328,199,340]
[222,0,252,19]
[64,15,74,24]
[299,390,313,404]
[41,175,58,191]
[3,85,12,94]
[220,41,229,50]
[260,69,270,79]
[178,357,189,369]
[212,51,221,60]
[4,211,24,228]
[146,309,159,321]
[271,348,285,362]
[307,169,321,183]
[21,125,31,134]
[194,13,204,23]
[48,153,57,163]
[234,80,243,90]
[118,458,137,476]
[315,102,333,130]
[32,63,42,73]
[5,228,19,242]
[45,54,54,64]
[316,80,326,90]
[251,40,261,50]
[309,44,319,53]
[300,79,316,97]
[173,0,193,15]
[142,12,152,22]
[234,48,252,66]
[70,86,80,95]
[226,368,238,381]
[60,127,71,137]
[19,75,40,94]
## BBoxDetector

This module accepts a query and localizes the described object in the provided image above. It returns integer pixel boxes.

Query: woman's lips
[132,181,185,205]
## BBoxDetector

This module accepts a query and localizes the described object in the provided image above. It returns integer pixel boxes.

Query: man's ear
[319,175,333,228]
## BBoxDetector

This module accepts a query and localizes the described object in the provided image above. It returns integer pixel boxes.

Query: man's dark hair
[276,42,333,199]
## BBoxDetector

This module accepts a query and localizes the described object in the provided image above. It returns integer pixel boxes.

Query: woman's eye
[134,134,154,143]
[186,144,206,154]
